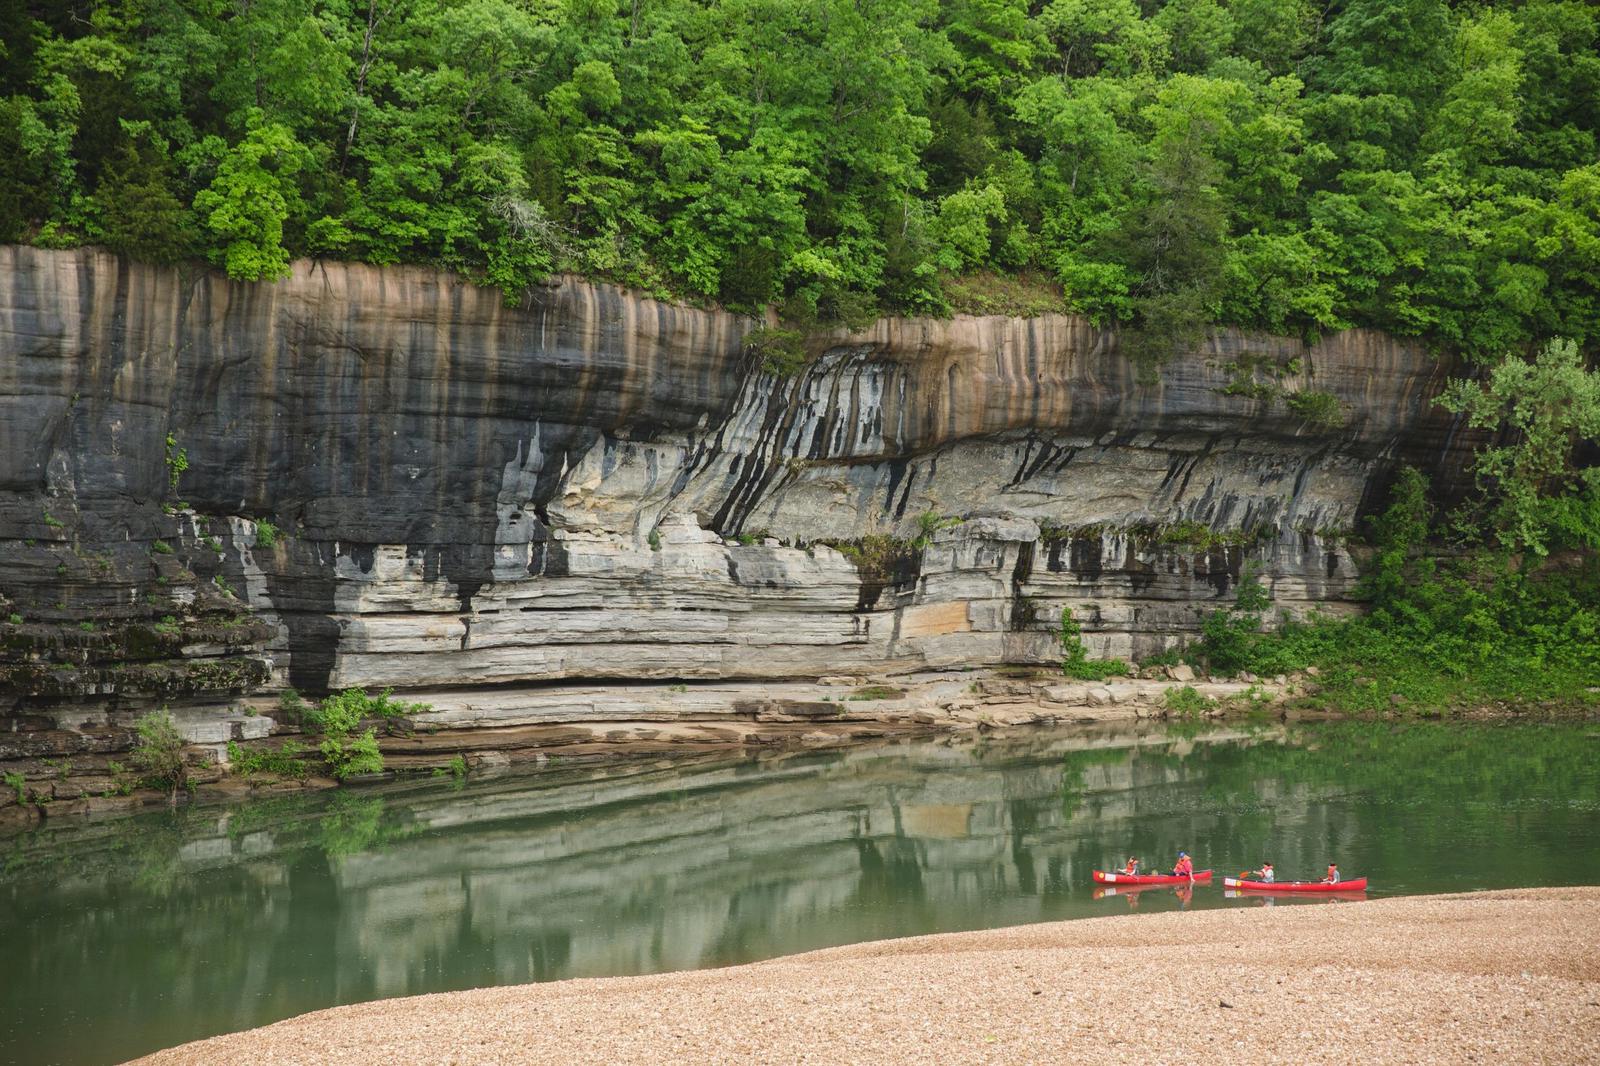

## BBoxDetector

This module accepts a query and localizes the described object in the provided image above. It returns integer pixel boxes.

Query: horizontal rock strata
[0,246,1479,792]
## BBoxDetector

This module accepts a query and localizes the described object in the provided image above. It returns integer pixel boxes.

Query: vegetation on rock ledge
[300,688,433,780]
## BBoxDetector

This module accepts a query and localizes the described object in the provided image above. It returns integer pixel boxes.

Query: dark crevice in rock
[1008,541,1036,632]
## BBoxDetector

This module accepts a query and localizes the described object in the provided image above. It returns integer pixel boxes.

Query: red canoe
[1223,876,1368,892]
[1224,889,1369,903]
[1093,869,1213,885]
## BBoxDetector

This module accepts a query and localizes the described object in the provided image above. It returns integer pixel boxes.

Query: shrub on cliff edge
[744,325,809,378]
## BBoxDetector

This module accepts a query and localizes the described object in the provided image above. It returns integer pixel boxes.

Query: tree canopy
[3,0,1598,359]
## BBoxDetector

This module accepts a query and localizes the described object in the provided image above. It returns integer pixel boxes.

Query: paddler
[1172,850,1195,880]
[1324,863,1340,884]
[1249,862,1275,883]
[1122,856,1139,876]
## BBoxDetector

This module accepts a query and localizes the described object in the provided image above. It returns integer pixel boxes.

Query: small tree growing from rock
[131,710,188,802]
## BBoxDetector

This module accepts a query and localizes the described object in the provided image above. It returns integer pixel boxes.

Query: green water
[4,719,1599,1065]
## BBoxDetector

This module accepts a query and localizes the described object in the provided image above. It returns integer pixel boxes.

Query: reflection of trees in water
[318,793,409,857]
[1008,798,1039,895]
[1061,721,1600,886]
[1247,722,1598,882]
[0,819,322,1064]
[1058,745,1134,821]
[128,817,187,894]
[522,929,575,983]
[1185,721,1600,806]
[852,835,927,906]
[224,794,320,840]
[2,833,32,876]
[403,899,574,990]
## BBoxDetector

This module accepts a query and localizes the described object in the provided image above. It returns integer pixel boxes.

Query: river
[3,718,1597,1065]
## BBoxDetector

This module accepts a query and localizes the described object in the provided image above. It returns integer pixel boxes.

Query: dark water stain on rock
[1069,533,1104,583]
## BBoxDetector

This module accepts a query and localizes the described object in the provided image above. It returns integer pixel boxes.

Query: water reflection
[3,719,1598,1065]
[1093,883,1197,909]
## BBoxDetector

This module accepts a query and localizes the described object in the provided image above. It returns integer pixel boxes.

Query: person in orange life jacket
[1122,857,1139,876]
[1249,862,1275,883]
[1172,851,1194,879]
[1324,863,1340,884]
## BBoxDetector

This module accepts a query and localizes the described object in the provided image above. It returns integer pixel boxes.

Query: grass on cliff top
[940,270,1066,319]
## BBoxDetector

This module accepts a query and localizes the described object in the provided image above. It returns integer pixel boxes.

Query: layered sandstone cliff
[0,246,1473,764]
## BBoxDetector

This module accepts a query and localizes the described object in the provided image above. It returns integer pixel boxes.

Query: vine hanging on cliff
[1059,607,1130,682]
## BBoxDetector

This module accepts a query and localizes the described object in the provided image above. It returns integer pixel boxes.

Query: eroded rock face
[0,246,1475,712]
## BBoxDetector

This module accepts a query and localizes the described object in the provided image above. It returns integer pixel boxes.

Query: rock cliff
[0,246,1473,754]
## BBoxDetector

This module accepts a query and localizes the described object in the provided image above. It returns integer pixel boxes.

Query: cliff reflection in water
[4,720,1599,1066]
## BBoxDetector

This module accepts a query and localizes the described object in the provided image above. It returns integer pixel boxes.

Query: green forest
[2,0,1597,360]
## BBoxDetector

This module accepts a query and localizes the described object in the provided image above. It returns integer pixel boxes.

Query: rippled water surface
[5,718,1599,1065]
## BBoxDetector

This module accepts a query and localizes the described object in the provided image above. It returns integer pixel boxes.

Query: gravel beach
[132,887,1600,1065]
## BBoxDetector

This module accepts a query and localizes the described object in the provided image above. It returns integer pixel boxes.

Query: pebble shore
[132,887,1600,1065]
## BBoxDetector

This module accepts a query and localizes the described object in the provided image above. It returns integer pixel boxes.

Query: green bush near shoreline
[1192,339,1600,714]
[1192,477,1600,715]
[1233,600,1599,715]
[227,739,312,780]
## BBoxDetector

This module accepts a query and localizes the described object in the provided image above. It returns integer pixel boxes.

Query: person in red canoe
[1324,863,1340,884]
[1249,862,1275,883]
[1122,857,1139,876]
[1172,851,1195,880]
